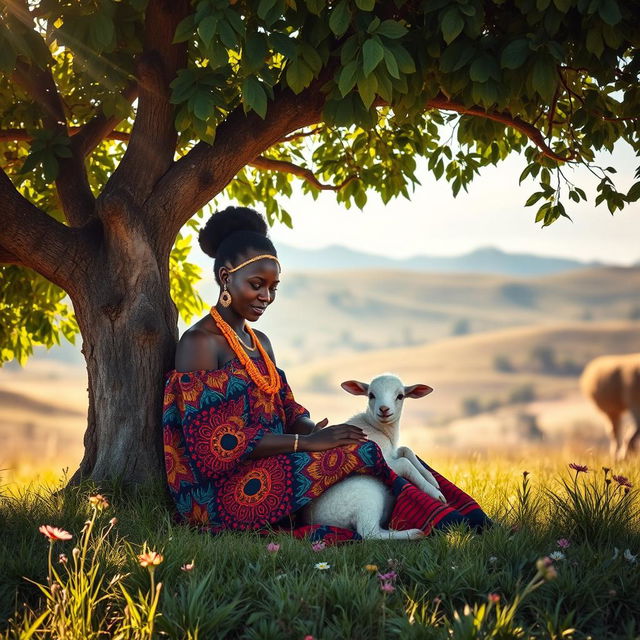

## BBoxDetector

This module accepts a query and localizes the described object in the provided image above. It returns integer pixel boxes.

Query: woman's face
[220,255,280,321]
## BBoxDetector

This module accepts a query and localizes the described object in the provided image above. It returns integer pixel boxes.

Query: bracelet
[293,433,299,453]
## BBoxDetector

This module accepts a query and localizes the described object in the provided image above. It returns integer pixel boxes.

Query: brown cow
[580,353,640,461]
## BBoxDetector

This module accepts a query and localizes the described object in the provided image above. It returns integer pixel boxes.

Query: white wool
[300,373,445,540]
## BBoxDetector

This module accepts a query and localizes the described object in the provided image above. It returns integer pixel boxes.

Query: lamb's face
[340,376,434,430]
[366,375,406,425]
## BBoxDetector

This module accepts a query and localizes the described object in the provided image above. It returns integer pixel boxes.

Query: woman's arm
[288,415,318,435]
[247,424,368,458]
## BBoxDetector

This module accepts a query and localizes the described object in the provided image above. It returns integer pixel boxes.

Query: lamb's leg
[396,446,440,489]
[355,514,424,541]
[389,457,446,503]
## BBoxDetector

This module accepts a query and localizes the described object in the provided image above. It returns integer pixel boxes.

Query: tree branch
[6,0,97,227]
[102,0,189,206]
[424,95,576,163]
[12,59,97,226]
[0,244,25,266]
[146,78,330,256]
[149,80,578,255]
[71,81,138,156]
[249,156,356,191]
[0,168,88,293]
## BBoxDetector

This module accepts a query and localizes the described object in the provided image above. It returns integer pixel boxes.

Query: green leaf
[626,182,640,202]
[387,44,415,73]
[441,7,465,45]
[598,0,622,25]
[329,0,351,36]
[258,0,278,20]
[355,0,375,10]
[218,19,237,48]
[362,38,384,76]
[242,76,268,118]
[501,38,530,69]
[197,16,219,47]
[383,48,400,78]
[270,32,296,59]
[192,91,214,121]
[244,32,268,70]
[338,60,359,96]
[586,27,604,57]
[357,72,378,108]
[285,58,314,93]
[469,55,499,82]
[525,191,545,206]
[306,0,326,15]
[375,20,408,39]
[440,41,475,72]
[531,57,557,100]
[553,0,571,11]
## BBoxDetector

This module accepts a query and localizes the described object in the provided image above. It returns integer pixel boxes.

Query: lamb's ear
[404,384,433,398]
[341,380,369,396]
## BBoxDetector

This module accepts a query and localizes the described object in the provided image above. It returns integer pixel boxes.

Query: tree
[1,0,638,485]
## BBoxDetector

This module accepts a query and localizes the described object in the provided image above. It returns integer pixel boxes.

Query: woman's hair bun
[198,206,268,258]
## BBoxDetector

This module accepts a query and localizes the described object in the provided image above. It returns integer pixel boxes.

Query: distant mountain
[275,244,603,276]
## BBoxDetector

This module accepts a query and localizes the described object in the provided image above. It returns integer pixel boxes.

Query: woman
[163,206,490,542]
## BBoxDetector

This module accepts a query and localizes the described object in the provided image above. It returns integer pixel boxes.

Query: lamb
[301,373,446,540]
[580,353,640,461]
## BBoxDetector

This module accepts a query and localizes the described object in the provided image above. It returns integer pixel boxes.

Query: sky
[210,143,639,266]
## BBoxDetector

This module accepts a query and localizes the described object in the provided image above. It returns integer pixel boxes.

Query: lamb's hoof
[403,528,425,540]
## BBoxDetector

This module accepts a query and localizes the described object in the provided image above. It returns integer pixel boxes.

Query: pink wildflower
[380,580,395,593]
[266,542,280,553]
[569,462,588,473]
[304,636,315,640]
[557,538,571,549]
[311,541,326,552]
[488,593,500,603]
[58,553,68,564]
[39,525,73,541]
[612,474,633,488]
[180,561,195,572]
[377,570,397,581]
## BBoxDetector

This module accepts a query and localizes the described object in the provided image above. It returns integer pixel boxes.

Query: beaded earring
[219,281,232,307]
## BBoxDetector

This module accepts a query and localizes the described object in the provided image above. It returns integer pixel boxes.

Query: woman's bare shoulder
[253,329,276,365]
[175,318,223,372]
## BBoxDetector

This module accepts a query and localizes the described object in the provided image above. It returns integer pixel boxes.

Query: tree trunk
[68,223,179,487]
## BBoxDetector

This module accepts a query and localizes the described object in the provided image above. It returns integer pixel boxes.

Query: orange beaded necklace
[210,306,281,395]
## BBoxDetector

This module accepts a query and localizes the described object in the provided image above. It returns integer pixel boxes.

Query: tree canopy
[1,0,639,365]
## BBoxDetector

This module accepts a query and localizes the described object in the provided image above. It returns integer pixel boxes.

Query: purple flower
[380,580,395,593]
[266,542,280,553]
[556,538,571,549]
[311,541,326,552]
[377,571,397,582]
[569,462,588,474]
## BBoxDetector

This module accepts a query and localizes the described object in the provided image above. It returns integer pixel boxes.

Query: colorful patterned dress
[162,356,490,542]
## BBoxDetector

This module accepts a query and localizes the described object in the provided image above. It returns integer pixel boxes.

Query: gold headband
[227,254,281,273]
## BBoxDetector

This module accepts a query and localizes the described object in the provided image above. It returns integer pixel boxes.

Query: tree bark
[67,218,178,486]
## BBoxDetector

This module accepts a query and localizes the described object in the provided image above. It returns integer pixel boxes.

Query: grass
[1,452,639,639]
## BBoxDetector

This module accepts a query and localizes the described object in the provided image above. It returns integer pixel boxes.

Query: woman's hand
[301,423,368,452]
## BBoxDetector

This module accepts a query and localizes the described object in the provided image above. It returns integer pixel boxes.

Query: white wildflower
[549,551,565,561]
[314,562,331,571]
[623,549,637,564]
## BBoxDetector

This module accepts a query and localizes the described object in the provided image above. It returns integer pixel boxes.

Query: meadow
[1,450,638,640]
